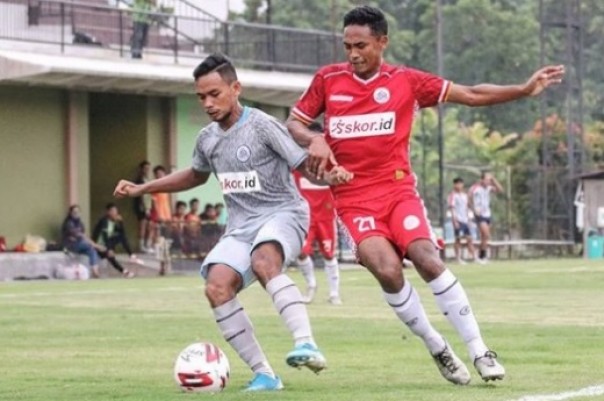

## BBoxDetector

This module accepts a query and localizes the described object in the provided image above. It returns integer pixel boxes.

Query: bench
[442,239,577,260]
[0,251,83,280]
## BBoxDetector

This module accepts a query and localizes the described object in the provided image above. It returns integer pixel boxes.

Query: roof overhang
[576,170,604,180]
[0,50,312,106]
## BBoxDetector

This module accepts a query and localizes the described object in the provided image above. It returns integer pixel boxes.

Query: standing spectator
[62,205,103,278]
[130,0,155,59]
[184,198,201,255]
[469,171,503,264]
[133,160,152,252]
[150,165,172,249]
[448,178,476,264]
[92,203,138,278]
[215,202,228,226]
[170,200,187,253]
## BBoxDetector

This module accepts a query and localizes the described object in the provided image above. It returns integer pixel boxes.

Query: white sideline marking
[509,384,604,401]
[0,286,192,299]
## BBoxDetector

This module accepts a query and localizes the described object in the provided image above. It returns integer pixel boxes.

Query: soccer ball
[173,342,230,393]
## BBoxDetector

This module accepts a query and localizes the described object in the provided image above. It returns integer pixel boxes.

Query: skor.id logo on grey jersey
[218,171,262,194]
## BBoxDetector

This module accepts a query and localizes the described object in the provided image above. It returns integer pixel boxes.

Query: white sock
[297,256,316,288]
[324,258,340,298]
[266,274,316,347]
[213,298,275,377]
[384,281,446,355]
[429,269,489,360]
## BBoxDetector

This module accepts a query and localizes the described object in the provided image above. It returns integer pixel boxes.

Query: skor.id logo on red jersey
[329,112,396,139]
[217,171,261,194]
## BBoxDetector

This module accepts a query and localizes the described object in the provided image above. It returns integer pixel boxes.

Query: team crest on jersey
[373,87,390,104]
[236,145,251,162]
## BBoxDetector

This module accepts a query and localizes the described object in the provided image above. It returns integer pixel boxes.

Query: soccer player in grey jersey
[114,54,352,392]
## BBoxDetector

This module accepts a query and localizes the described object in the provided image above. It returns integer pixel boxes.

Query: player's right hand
[327,166,354,186]
[114,180,143,198]
[308,136,337,179]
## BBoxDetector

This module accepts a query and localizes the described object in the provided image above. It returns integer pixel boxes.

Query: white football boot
[302,286,317,304]
[474,351,505,382]
[431,342,471,385]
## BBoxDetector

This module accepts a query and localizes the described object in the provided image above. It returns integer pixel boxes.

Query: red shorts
[302,219,337,259]
[337,188,437,259]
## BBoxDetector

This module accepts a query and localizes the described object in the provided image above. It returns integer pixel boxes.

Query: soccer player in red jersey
[286,5,564,384]
[293,124,341,305]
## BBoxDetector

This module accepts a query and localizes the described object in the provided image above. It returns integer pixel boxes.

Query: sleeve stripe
[291,107,314,125]
[439,80,452,103]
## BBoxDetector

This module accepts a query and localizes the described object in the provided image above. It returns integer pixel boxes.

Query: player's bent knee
[251,242,284,285]
[204,281,236,307]
[370,262,404,292]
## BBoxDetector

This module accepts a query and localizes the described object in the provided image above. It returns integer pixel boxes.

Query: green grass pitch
[1,258,604,401]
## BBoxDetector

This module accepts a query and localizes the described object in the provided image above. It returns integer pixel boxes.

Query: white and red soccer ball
[174,342,230,393]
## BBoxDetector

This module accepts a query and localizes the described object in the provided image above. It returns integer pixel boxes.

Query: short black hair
[215,202,224,208]
[153,165,166,174]
[308,122,324,133]
[105,202,117,210]
[453,177,464,184]
[176,201,187,209]
[138,160,150,169]
[481,171,491,179]
[343,5,388,36]
[193,53,238,83]
[189,198,199,206]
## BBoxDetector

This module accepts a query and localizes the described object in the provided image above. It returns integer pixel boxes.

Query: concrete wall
[89,93,169,243]
[70,91,91,229]
[175,95,223,206]
[0,85,66,246]
[0,84,289,247]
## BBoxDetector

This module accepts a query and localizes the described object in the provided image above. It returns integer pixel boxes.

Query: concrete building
[576,171,604,259]
[0,0,340,247]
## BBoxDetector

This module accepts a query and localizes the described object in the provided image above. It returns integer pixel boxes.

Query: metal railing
[154,220,355,264]
[0,0,344,71]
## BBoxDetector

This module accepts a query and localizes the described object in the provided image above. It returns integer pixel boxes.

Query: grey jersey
[192,107,309,240]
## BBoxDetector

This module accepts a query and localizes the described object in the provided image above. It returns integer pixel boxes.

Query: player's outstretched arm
[447,65,565,107]
[114,168,209,199]
[286,116,337,179]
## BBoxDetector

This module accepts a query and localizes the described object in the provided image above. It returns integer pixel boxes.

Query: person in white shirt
[469,172,503,263]
[448,178,476,264]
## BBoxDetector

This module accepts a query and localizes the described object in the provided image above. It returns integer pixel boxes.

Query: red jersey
[293,170,335,222]
[292,62,451,204]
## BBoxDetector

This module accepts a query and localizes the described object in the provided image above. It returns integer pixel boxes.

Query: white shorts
[200,211,308,289]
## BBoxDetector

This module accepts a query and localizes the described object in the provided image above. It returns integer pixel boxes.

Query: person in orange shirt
[184,198,201,255]
[150,165,172,250]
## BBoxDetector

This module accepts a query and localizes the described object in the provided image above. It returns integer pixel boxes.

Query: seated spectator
[200,203,217,223]
[92,203,139,278]
[215,202,228,226]
[185,199,199,222]
[62,205,103,278]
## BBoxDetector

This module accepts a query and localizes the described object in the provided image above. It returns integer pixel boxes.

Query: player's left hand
[326,166,354,186]
[524,65,565,96]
